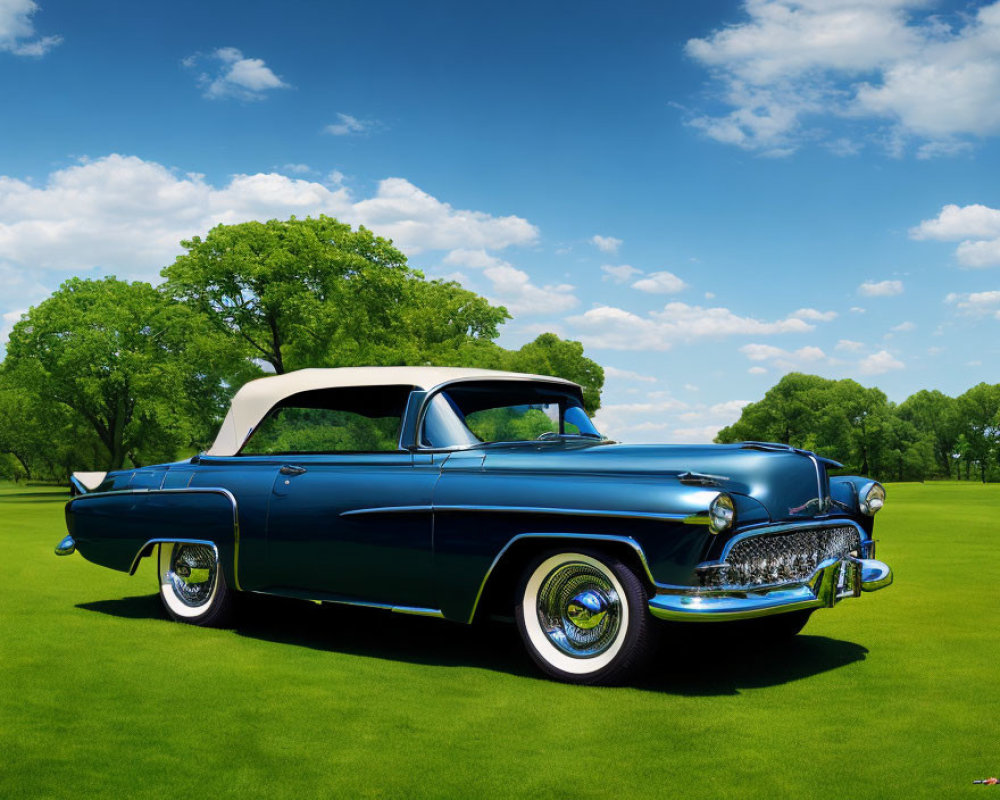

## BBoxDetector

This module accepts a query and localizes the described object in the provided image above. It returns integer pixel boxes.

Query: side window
[240,385,413,455]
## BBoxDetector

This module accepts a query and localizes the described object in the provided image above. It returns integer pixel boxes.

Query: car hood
[476,441,830,522]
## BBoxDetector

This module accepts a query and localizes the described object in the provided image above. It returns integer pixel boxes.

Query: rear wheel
[157,543,234,627]
[515,550,656,685]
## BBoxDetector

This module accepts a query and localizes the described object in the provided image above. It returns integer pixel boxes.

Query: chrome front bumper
[648,556,892,622]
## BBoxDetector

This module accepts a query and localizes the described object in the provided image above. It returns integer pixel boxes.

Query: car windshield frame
[415,379,604,451]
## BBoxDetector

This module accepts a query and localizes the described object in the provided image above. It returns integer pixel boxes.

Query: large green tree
[162,215,460,373]
[5,277,252,470]
[161,214,602,406]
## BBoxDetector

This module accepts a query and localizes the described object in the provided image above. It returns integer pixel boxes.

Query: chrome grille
[698,525,861,589]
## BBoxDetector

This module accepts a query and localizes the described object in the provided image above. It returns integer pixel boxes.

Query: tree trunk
[12,452,31,480]
[269,316,285,374]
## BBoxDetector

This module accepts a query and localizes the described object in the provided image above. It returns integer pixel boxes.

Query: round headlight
[859,482,885,516]
[709,493,735,534]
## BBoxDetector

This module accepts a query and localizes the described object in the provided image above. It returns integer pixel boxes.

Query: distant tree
[0,385,47,479]
[897,390,961,479]
[501,333,604,413]
[957,383,1000,483]
[4,277,253,471]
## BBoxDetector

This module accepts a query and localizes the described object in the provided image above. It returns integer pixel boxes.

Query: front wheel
[515,550,656,685]
[157,543,234,627]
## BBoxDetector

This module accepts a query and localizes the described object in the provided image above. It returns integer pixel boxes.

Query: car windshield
[420,380,603,449]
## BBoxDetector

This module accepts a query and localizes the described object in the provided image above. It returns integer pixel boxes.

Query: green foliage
[242,408,401,454]
[718,372,1000,482]
[3,277,254,471]
[0,215,606,474]
[464,407,558,443]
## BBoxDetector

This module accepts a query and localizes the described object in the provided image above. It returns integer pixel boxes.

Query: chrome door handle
[279,465,307,476]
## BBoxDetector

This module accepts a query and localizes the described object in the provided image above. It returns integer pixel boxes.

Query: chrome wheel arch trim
[130,538,219,575]
[67,487,242,591]
[467,532,659,624]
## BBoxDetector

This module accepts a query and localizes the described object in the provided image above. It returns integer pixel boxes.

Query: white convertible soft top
[206,366,579,456]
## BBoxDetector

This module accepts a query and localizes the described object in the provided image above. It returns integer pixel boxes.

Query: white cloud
[955,238,1000,267]
[911,202,1000,267]
[324,113,380,136]
[568,302,813,350]
[891,321,916,332]
[911,203,1000,240]
[601,264,642,283]
[790,307,837,322]
[0,0,60,56]
[631,270,688,294]
[740,343,830,370]
[836,338,865,352]
[280,163,313,175]
[850,306,867,314]
[858,349,905,374]
[591,235,622,253]
[352,179,538,253]
[858,279,904,296]
[945,290,1000,318]
[189,47,289,100]
[671,425,730,444]
[0,154,541,284]
[748,366,768,374]
[603,366,658,383]
[443,249,576,316]
[0,308,25,348]
[686,1,1000,156]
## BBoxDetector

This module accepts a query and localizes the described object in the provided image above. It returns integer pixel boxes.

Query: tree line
[0,215,604,480]
[716,373,1000,483]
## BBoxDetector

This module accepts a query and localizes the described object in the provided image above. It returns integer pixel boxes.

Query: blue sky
[2,0,999,441]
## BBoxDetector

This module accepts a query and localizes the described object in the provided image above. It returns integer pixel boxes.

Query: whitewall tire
[515,550,656,685]
[157,543,234,627]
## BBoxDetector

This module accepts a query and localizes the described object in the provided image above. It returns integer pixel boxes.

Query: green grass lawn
[1,482,998,799]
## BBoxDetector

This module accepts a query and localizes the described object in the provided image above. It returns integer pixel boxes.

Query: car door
[240,383,440,609]
[264,452,440,607]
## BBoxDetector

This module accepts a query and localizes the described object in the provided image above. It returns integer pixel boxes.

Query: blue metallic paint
[61,389,888,626]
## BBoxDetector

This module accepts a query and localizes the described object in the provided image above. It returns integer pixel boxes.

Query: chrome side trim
[251,590,445,618]
[341,504,689,522]
[341,505,432,517]
[391,605,446,618]
[67,487,242,592]
[466,532,658,624]
[129,539,218,575]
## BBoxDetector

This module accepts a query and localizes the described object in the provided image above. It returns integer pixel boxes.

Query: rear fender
[64,488,241,590]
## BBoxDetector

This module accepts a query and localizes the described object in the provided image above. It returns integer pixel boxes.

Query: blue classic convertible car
[56,367,892,684]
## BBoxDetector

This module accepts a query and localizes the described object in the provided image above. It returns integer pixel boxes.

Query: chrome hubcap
[536,562,622,658]
[566,591,608,630]
[167,544,217,607]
